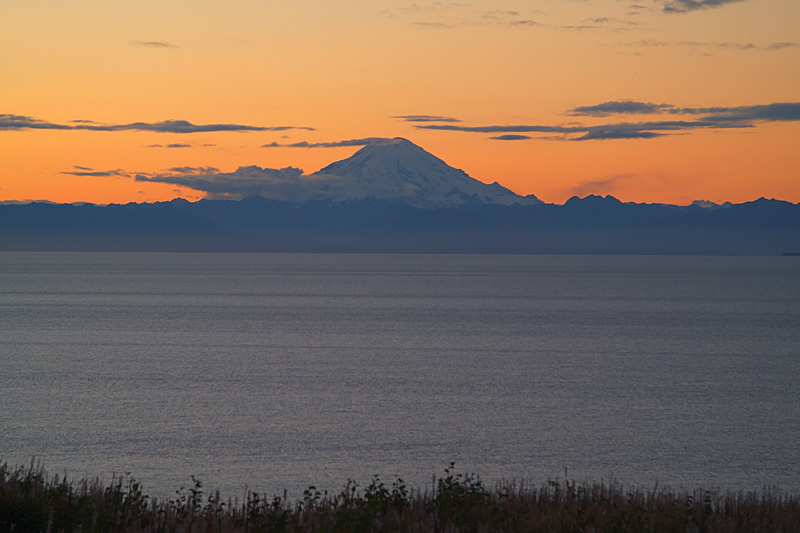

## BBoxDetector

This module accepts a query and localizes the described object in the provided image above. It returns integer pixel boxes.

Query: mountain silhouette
[2,139,799,254]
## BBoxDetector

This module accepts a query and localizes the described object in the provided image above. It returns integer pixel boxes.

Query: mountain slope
[309,138,541,208]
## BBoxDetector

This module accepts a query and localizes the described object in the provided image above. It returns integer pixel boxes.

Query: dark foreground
[1,462,798,532]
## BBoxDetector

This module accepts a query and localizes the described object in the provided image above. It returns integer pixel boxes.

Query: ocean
[1,252,798,499]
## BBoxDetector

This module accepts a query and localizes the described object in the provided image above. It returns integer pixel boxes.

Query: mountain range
[2,139,799,254]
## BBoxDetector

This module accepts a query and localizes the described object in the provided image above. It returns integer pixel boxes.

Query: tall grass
[1,460,798,532]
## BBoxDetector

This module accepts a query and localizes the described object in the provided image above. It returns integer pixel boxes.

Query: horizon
[2,1,799,206]
[1,191,790,209]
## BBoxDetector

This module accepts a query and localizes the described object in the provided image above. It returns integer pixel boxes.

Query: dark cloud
[490,134,532,141]
[1,114,70,130]
[263,137,397,148]
[661,0,743,13]
[392,115,461,123]
[570,101,800,122]
[695,103,800,122]
[61,167,130,177]
[148,143,193,148]
[100,120,309,133]
[69,163,325,201]
[572,129,666,141]
[135,165,307,200]
[416,123,579,134]
[569,101,677,116]
[416,100,799,141]
[133,41,178,48]
[0,114,314,133]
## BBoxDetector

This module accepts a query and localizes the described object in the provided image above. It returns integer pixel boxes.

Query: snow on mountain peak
[309,138,540,208]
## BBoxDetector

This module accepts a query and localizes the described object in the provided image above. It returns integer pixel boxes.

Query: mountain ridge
[2,194,799,254]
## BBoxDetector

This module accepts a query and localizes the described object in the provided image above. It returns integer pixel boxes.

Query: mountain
[2,139,799,254]
[2,195,799,254]
[306,138,541,208]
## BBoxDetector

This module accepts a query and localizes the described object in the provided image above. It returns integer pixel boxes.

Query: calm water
[1,252,799,499]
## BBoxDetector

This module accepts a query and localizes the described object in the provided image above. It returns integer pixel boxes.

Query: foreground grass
[1,461,798,532]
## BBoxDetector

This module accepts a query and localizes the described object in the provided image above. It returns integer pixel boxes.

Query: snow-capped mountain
[307,138,541,208]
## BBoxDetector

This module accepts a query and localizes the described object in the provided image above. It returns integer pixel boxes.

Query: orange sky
[1,0,798,205]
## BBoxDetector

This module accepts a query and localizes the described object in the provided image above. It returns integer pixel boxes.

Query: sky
[1,0,798,206]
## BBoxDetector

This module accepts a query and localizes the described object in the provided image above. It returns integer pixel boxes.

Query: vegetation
[1,460,798,532]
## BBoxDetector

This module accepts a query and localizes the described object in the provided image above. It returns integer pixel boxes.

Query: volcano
[307,138,540,208]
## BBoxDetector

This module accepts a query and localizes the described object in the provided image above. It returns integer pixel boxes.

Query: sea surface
[1,252,799,499]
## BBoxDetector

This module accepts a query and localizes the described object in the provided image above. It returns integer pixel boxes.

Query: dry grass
[1,460,798,532]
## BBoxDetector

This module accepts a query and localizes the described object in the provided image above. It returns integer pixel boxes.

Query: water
[1,252,799,499]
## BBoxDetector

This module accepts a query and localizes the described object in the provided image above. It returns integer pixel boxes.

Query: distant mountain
[690,199,733,210]
[2,140,799,254]
[307,138,541,208]
[2,194,799,254]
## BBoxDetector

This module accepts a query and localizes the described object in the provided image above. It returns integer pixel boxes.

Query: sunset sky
[2,0,798,205]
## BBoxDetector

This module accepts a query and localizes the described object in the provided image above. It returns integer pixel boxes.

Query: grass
[1,460,798,532]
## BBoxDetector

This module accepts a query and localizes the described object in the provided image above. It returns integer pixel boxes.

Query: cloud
[0,114,315,133]
[390,4,641,32]
[398,5,638,32]
[1,114,70,130]
[416,123,579,134]
[416,100,799,141]
[390,4,543,29]
[395,3,469,16]
[490,134,532,141]
[569,101,800,122]
[135,165,308,200]
[572,129,666,140]
[481,10,541,26]
[661,0,743,13]
[411,21,456,29]
[627,39,797,52]
[61,167,131,177]
[626,4,650,15]
[584,17,637,26]
[101,120,311,133]
[766,42,797,51]
[693,103,800,122]
[392,114,461,123]
[568,101,678,116]
[420,119,751,138]
[133,41,178,48]
[148,143,193,148]
[69,164,334,201]
[263,137,398,148]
